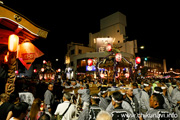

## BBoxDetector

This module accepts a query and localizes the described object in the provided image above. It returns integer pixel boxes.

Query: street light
[140,46,144,49]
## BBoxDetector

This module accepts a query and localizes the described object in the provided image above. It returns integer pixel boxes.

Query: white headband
[91,96,100,99]
[119,87,124,89]
[161,87,166,90]
[101,90,107,94]
[125,87,133,90]
[153,90,162,94]
[112,96,121,103]
[144,83,149,87]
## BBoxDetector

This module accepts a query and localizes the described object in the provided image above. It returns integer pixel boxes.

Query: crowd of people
[0,77,180,120]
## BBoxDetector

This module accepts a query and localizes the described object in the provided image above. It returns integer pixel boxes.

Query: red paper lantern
[43,60,47,64]
[115,53,122,62]
[136,57,141,64]
[106,44,112,52]
[15,70,19,74]
[34,69,37,73]
[87,59,93,66]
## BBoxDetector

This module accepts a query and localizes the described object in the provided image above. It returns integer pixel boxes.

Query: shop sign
[96,38,114,52]
[86,65,96,71]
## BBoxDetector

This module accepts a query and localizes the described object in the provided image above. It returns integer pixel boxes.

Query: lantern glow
[115,53,122,62]
[106,44,112,52]
[33,69,37,73]
[88,59,93,66]
[100,73,105,78]
[136,57,141,64]
[41,68,44,72]
[8,34,19,52]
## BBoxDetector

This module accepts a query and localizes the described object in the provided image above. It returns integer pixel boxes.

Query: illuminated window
[81,59,86,66]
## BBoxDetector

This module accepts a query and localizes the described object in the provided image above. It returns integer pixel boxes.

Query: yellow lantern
[8,34,19,52]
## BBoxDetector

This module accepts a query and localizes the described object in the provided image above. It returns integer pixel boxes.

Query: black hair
[100,87,107,92]
[12,102,29,118]
[38,113,50,120]
[154,87,163,93]
[9,92,19,103]
[132,82,138,88]
[112,82,116,87]
[91,93,100,104]
[112,91,123,102]
[152,93,165,108]
[22,84,29,91]
[85,84,89,89]
[143,82,149,88]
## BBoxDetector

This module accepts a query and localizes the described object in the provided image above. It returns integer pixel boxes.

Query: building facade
[65,11,137,79]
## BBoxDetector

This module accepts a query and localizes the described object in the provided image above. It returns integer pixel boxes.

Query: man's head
[143,82,151,91]
[63,92,71,101]
[12,102,29,119]
[0,93,9,103]
[149,93,165,109]
[96,110,112,120]
[48,84,53,91]
[132,82,138,89]
[154,87,163,94]
[125,86,133,97]
[22,84,29,91]
[111,91,123,107]
[84,84,89,89]
[100,87,108,98]
[91,93,100,105]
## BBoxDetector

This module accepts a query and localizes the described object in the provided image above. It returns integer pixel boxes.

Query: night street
[0,1,180,120]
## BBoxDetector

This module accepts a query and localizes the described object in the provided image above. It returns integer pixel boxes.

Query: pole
[5,52,16,95]
[113,58,117,82]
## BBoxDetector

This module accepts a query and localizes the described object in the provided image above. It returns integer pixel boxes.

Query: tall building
[65,11,136,79]
[89,11,127,48]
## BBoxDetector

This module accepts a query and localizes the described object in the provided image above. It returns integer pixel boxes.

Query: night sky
[3,1,180,70]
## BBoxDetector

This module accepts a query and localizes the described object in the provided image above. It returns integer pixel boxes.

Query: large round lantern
[115,53,122,62]
[136,57,141,64]
[18,42,35,64]
[8,34,19,52]
[88,59,93,66]
[106,44,112,52]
